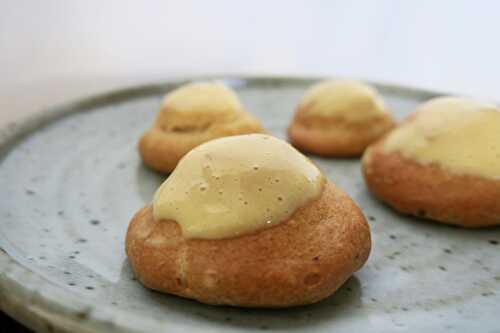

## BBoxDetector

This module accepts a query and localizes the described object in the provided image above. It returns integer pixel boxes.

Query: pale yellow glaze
[382,96,500,179]
[156,82,248,131]
[161,81,243,115]
[153,134,325,239]
[299,80,388,122]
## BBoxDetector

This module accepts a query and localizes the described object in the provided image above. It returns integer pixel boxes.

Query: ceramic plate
[0,77,499,333]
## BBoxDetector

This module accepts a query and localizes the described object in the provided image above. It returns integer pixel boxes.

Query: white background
[2,0,500,123]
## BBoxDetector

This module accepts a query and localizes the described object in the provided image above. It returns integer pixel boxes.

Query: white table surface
[2,0,500,123]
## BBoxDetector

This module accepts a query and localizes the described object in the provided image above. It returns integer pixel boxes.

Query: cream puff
[362,96,500,228]
[288,80,395,156]
[139,82,264,173]
[127,134,371,307]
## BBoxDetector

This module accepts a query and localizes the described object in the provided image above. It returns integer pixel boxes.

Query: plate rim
[0,75,444,333]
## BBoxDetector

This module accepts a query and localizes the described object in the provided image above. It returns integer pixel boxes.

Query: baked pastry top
[153,134,325,239]
[362,96,500,228]
[298,80,389,122]
[380,96,500,179]
[139,82,264,173]
[288,80,395,156]
[127,134,371,307]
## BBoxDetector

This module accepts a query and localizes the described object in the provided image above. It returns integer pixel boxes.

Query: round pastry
[288,80,395,156]
[127,134,371,307]
[139,82,264,173]
[362,96,500,228]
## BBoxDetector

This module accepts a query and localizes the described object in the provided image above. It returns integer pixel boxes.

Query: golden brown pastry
[139,82,264,173]
[362,96,500,228]
[127,134,371,307]
[288,80,395,157]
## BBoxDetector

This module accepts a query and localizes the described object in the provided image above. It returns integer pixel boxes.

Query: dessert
[288,80,395,156]
[127,134,371,307]
[139,82,264,173]
[362,96,500,227]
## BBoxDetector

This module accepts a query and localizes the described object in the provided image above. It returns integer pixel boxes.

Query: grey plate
[0,77,499,333]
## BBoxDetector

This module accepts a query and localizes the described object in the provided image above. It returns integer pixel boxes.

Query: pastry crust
[288,114,395,157]
[287,80,395,157]
[125,182,371,307]
[139,112,263,173]
[362,143,500,228]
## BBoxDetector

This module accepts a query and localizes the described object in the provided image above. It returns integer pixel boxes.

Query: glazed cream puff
[139,82,264,173]
[288,80,395,157]
[362,96,500,228]
[127,134,371,307]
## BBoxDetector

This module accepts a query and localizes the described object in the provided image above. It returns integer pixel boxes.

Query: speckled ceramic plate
[1,77,499,333]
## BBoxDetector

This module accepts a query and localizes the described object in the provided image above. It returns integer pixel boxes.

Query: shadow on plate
[144,271,364,330]
[118,258,365,330]
[177,276,364,330]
